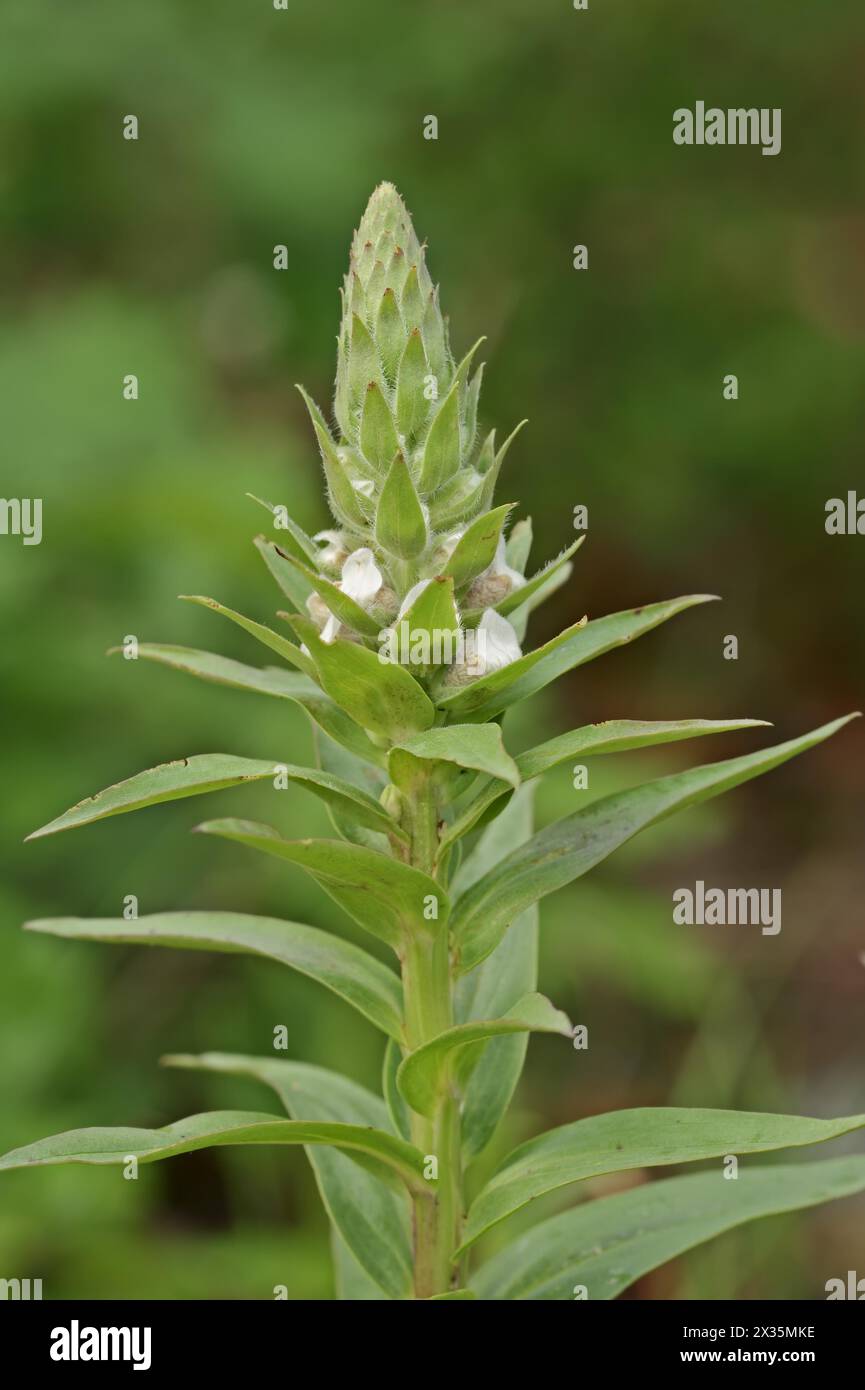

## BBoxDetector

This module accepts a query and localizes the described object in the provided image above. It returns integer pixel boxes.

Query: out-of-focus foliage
[1,0,862,1298]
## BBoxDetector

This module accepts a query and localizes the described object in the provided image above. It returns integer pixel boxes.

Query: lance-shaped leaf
[254,533,316,611]
[401,264,424,332]
[360,381,400,473]
[297,385,368,529]
[463,536,585,625]
[472,1155,865,1301]
[375,287,404,382]
[179,594,316,678]
[26,753,291,841]
[441,717,770,851]
[376,451,427,559]
[478,419,527,513]
[26,753,398,843]
[387,577,460,672]
[443,504,514,591]
[397,993,572,1118]
[246,495,321,564]
[452,714,858,973]
[25,912,404,1041]
[417,380,461,493]
[0,1110,427,1193]
[281,555,383,639]
[122,644,386,767]
[389,724,520,794]
[293,616,435,742]
[346,313,384,409]
[438,594,715,721]
[195,818,448,950]
[427,467,484,532]
[395,328,429,443]
[459,1106,865,1253]
[452,790,539,1162]
[164,1055,413,1300]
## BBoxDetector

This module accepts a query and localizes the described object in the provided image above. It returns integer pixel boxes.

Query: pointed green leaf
[376,451,427,559]
[441,717,771,851]
[427,468,485,532]
[347,313,383,407]
[375,287,404,381]
[390,725,520,792]
[26,753,289,841]
[195,818,448,950]
[418,382,461,493]
[25,912,404,1041]
[428,1290,477,1300]
[123,644,386,767]
[397,993,572,1118]
[422,289,449,383]
[472,1156,865,1301]
[360,381,400,473]
[397,577,459,648]
[255,533,315,611]
[401,264,424,332]
[297,385,368,529]
[453,715,858,973]
[437,594,717,721]
[452,337,485,395]
[0,1110,427,1193]
[282,554,383,638]
[179,594,316,678]
[246,495,321,564]
[459,1105,865,1252]
[479,419,526,512]
[294,616,435,742]
[463,363,484,454]
[395,328,430,443]
[163,1055,412,1300]
[443,504,514,591]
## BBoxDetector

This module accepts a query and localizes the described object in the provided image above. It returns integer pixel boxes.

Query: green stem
[400,773,463,1299]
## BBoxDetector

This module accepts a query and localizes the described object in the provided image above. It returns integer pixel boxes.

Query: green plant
[5,184,863,1301]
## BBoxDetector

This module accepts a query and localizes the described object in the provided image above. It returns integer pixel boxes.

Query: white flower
[313,529,348,572]
[490,535,525,591]
[474,608,522,675]
[321,546,383,643]
[341,547,383,604]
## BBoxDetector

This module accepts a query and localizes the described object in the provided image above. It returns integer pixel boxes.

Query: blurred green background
[1,0,863,1299]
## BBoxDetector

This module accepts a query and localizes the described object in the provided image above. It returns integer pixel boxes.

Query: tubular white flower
[475,608,522,675]
[314,529,348,572]
[321,546,383,643]
[490,535,526,591]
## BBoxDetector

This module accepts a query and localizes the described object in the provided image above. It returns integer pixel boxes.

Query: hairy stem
[401,775,462,1299]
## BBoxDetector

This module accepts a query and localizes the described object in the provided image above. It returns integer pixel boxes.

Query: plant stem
[401,773,462,1299]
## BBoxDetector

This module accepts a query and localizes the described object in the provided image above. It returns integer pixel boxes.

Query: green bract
[8,184,862,1301]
